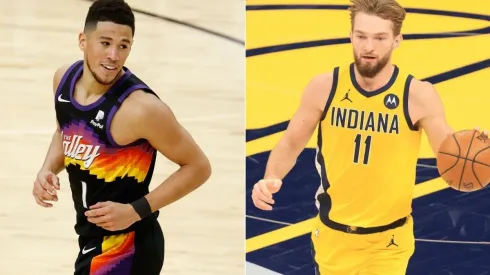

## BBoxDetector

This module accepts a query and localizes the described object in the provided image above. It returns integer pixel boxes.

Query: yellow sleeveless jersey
[315,63,422,228]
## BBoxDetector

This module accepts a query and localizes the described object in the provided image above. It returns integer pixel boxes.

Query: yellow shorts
[311,214,415,275]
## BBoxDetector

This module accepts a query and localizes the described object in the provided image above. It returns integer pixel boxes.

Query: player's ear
[349,31,353,43]
[393,34,403,49]
[78,32,87,51]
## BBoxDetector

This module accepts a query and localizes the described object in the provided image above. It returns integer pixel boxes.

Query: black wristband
[130,197,152,219]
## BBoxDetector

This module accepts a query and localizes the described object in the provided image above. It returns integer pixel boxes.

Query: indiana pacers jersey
[315,63,422,228]
[54,60,159,237]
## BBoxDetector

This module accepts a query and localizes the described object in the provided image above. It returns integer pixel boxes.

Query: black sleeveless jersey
[54,60,159,237]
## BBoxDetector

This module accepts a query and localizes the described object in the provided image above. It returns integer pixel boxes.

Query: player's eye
[101,42,110,46]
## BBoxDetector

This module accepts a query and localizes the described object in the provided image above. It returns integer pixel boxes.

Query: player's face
[79,21,133,85]
[350,12,402,78]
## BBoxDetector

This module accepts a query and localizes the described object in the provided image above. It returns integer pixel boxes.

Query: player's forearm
[422,119,454,156]
[264,138,301,180]
[145,158,211,212]
[40,130,65,175]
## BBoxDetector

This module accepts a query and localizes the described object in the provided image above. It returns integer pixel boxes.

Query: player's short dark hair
[84,0,135,36]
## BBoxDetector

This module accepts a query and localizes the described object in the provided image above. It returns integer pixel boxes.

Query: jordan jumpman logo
[341,89,353,102]
[386,235,398,248]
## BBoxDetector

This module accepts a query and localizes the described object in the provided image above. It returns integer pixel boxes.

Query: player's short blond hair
[348,0,406,36]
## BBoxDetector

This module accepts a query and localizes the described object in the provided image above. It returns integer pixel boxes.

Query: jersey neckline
[69,61,132,111]
[349,62,399,98]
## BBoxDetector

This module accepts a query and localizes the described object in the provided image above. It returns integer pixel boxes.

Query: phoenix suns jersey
[54,60,159,237]
[315,63,422,228]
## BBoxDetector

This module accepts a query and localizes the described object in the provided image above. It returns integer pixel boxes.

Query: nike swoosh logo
[82,247,96,254]
[58,94,70,103]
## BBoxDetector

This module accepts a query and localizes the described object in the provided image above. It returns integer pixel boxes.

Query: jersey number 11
[353,134,372,165]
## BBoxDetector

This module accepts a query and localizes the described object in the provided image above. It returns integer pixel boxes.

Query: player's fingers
[100,224,116,231]
[85,207,110,218]
[38,189,58,202]
[39,179,57,196]
[252,191,269,206]
[87,214,109,224]
[33,194,52,208]
[251,192,273,210]
[253,187,275,204]
[48,174,60,190]
[93,220,115,230]
[257,180,273,198]
[254,184,274,204]
[34,180,46,194]
[252,196,273,211]
[34,183,58,201]
[89,201,111,209]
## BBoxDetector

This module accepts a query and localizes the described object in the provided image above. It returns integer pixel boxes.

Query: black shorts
[74,220,164,275]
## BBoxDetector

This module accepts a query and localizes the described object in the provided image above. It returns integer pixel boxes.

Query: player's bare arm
[131,92,212,210]
[85,91,212,231]
[408,79,455,156]
[32,64,71,208]
[252,72,333,211]
[410,79,488,156]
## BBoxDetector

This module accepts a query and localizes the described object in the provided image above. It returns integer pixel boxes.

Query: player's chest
[61,130,106,169]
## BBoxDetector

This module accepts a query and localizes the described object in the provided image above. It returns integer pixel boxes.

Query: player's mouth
[101,64,117,71]
[361,55,376,62]
[361,55,376,61]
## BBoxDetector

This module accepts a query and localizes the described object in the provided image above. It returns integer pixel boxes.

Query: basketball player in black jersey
[31,1,211,274]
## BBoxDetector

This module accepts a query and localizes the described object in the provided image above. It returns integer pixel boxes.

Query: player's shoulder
[304,70,337,96]
[118,90,179,137]
[407,77,439,102]
[120,90,169,120]
[301,70,337,109]
[52,63,74,93]
[308,71,335,88]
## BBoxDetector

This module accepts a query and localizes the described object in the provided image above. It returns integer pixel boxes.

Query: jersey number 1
[81,181,88,209]
[353,134,372,165]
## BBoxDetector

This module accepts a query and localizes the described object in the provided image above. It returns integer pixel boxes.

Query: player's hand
[85,201,140,231]
[251,179,282,211]
[32,170,60,208]
[474,127,489,139]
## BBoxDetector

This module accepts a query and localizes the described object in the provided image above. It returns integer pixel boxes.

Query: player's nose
[106,48,120,62]
[363,39,375,52]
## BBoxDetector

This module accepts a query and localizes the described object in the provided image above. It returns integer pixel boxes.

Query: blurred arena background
[246,0,490,274]
[0,0,244,274]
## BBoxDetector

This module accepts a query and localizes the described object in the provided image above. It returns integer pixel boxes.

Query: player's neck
[354,63,395,92]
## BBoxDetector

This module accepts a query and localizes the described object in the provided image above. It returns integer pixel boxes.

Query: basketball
[437,130,490,192]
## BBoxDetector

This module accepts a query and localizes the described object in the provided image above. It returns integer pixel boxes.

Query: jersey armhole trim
[319,67,339,122]
[403,75,419,131]
[106,84,153,148]
[54,60,82,101]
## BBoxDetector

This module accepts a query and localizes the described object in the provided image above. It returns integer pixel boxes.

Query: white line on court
[415,238,490,245]
[417,163,437,168]
[246,215,293,226]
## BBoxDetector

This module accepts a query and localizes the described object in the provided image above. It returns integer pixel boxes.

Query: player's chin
[97,74,118,85]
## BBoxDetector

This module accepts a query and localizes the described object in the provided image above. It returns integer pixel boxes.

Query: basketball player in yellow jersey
[251,0,485,274]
